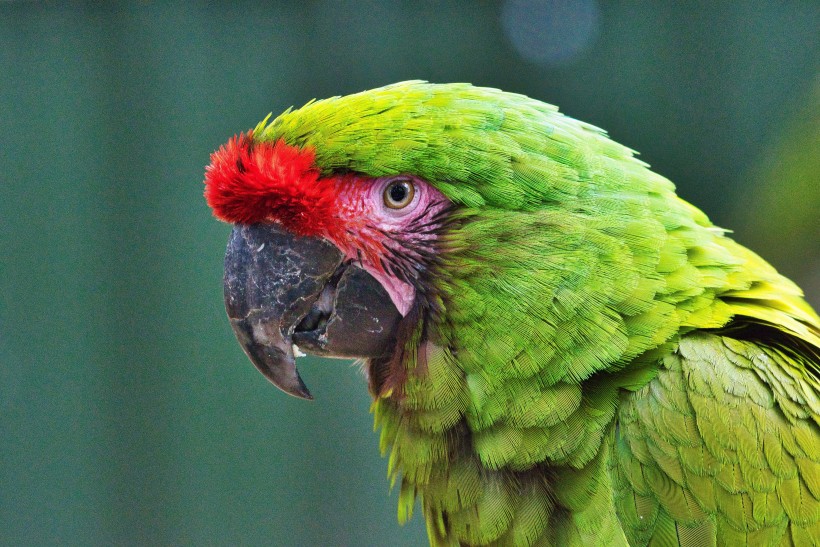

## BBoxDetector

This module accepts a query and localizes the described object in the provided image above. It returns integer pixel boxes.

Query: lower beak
[223,224,401,399]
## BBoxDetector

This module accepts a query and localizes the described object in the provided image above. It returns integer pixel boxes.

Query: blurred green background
[1,2,818,545]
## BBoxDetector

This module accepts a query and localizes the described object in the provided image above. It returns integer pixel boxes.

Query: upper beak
[223,223,401,399]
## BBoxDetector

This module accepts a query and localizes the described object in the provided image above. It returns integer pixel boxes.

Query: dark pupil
[389,182,408,203]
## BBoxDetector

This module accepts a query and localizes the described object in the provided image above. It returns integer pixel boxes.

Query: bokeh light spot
[502,0,600,66]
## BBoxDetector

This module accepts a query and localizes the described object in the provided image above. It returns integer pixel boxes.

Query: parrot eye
[383,178,416,209]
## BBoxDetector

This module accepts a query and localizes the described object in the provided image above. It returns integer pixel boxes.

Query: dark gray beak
[223,224,401,399]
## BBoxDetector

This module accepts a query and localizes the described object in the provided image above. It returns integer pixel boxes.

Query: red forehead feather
[204,132,338,236]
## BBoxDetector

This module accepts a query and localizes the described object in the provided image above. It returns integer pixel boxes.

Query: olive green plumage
[257,82,820,545]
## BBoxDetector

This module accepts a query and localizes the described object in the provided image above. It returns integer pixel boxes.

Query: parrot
[203,82,820,546]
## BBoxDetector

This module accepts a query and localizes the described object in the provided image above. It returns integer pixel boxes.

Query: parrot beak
[223,224,401,399]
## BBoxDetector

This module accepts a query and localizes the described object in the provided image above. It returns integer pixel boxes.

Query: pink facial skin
[326,174,451,316]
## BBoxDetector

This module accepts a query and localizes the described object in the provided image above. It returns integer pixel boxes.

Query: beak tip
[250,343,315,401]
[278,374,314,400]
[229,317,315,401]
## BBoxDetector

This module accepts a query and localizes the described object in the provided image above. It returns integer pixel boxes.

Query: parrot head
[204,81,675,401]
[205,87,466,399]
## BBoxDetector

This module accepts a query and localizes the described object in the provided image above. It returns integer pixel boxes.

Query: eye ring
[383,178,416,209]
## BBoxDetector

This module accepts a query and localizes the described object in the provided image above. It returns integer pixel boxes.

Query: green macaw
[204,82,820,546]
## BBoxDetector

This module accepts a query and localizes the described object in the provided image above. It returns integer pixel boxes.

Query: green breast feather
[255,82,819,545]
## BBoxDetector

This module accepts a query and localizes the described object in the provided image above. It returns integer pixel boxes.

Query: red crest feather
[204,133,337,236]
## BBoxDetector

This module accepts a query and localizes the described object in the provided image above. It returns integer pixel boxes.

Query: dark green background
[1,2,818,545]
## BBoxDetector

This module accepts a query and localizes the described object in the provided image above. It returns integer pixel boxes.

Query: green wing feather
[613,328,820,546]
[256,82,819,545]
